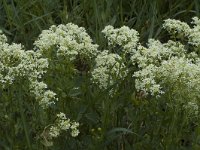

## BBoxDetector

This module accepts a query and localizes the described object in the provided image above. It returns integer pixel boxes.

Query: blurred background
[0,0,199,49]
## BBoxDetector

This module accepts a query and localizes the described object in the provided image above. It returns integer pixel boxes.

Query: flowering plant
[1,17,200,149]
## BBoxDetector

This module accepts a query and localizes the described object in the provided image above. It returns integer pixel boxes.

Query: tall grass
[0,0,199,49]
[0,1,200,150]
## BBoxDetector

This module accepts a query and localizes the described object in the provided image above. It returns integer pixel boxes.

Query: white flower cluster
[91,50,127,92]
[91,25,139,94]
[29,81,58,109]
[34,23,98,62]
[0,39,47,84]
[49,112,79,138]
[102,25,139,53]
[134,64,163,96]
[163,18,191,38]
[189,17,200,48]
[164,17,200,49]
[0,31,7,43]
[0,32,57,108]
[131,39,186,68]
[134,56,200,97]
[132,17,200,98]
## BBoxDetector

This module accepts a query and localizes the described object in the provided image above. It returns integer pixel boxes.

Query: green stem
[18,86,32,150]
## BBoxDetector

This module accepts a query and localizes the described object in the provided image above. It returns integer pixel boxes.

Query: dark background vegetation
[0,0,199,49]
[0,0,200,149]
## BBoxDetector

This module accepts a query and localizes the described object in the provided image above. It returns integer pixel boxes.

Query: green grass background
[0,0,199,49]
[1,0,200,150]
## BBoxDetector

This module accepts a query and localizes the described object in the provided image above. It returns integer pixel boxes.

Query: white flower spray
[91,50,128,95]
[0,32,57,108]
[48,112,79,138]
[34,23,98,62]
[102,25,139,53]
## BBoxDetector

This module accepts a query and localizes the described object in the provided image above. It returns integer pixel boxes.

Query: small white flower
[163,18,191,38]
[102,25,139,53]
[49,126,60,138]
[91,50,128,94]
[71,129,80,137]
[48,112,80,139]
[34,23,99,63]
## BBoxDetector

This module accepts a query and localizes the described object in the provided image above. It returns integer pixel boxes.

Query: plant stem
[18,86,32,150]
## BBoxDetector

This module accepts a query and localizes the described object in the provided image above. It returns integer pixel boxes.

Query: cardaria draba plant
[130,18,200,143]
[163,18,191,39]
[48,112,79,139]
[0,31,79,149]
[2,16,200,149]
[34,23,99,101]
[34,23,98,63]
[163,17,200,51]
[0,32,57,108]
[132,17,200,99]
[102,25,139,53]
[0,31,59,149]
[91,50,128,94]
[40,112,80,146]
[91,25,139,95]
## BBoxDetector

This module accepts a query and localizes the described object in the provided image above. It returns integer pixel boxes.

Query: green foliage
[0,0,199,49]
[1,1,200,150]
